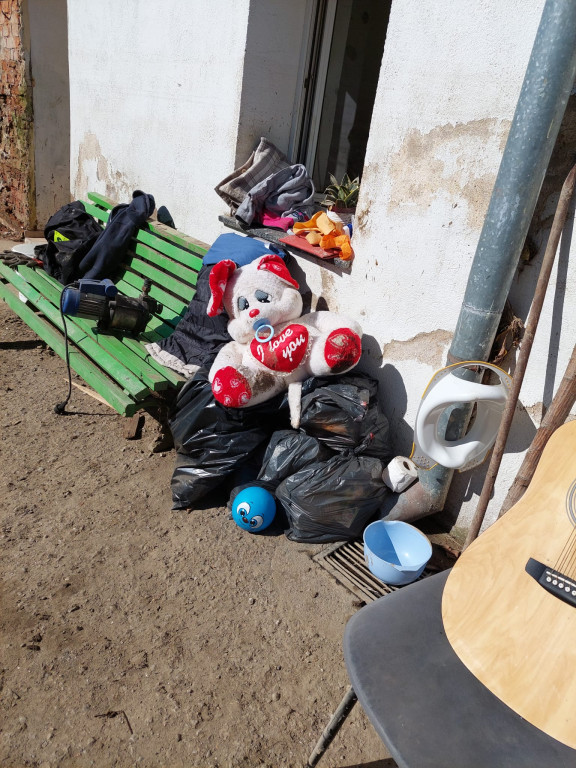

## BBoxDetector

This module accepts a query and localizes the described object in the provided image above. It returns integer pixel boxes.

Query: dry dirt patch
[0,290,394,767]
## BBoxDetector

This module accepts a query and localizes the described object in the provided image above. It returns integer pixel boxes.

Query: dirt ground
[0,244,396,767]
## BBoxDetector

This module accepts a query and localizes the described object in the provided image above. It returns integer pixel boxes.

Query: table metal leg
[306,685,358,767]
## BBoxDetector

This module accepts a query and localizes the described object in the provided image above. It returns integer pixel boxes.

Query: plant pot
[329,206,356,226]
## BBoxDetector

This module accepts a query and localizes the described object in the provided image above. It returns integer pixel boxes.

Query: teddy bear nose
[249,308,260,318]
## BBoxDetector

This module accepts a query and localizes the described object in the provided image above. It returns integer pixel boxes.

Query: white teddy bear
[207,253,362,427]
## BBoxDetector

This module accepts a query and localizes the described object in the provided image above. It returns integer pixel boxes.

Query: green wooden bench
[0,192,208,417]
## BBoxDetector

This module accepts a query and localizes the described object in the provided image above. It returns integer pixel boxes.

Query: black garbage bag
[169,370,292,509]
[257,429,334,488]
[277,452,389,543]
[227,430,332,530]
[298,373,393,459]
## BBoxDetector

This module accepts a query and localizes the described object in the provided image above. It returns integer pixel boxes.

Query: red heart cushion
[250,324,309,373]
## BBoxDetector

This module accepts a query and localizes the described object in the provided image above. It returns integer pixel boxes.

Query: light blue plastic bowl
[363,520,432,586]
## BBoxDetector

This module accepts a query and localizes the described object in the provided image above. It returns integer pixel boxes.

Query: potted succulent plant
[321,173,360,217]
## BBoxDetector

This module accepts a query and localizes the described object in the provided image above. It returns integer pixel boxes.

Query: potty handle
[411,361,512,472]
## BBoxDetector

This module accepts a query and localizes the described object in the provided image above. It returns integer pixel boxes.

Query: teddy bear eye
[255,290,271,303]
[238,296,249,311]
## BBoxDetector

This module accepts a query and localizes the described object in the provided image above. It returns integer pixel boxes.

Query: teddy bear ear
[257,254,299,289]
[207,259,237,316]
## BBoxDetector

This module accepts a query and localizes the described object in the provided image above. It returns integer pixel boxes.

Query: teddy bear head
[207,253,303,344]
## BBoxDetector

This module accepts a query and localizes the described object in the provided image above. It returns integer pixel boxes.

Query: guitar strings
[555,525,576,579]
[555,483,576,578]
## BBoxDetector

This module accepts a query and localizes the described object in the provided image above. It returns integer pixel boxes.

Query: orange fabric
[292,211,353,261]
[317,212,337,236]
[320,233,354,261]
[292,211,324,234]
[305,231,322,245]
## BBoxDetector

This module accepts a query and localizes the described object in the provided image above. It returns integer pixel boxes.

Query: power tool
[61,277,162,334]
[55,277,162,415]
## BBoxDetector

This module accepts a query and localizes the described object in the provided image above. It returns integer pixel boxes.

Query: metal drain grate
[314,539,431,603]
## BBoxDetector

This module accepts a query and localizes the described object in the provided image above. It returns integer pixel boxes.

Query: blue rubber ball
[232,487,276,532]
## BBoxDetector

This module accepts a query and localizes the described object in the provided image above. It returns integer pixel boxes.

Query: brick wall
[1,0,34,238]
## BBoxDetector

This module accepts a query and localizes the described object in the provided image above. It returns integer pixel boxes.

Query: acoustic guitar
[442,419,576,749]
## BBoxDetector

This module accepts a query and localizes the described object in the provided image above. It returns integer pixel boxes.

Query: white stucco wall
[343,0,576,530]
[67,0,309,240]
[67,0,252,239]
[65,0,576,532]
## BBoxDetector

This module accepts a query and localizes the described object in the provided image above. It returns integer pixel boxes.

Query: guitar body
[442,419,576,748]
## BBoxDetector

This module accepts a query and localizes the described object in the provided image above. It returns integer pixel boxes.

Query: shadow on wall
[28,0,70,227]
[357,349,414,456]
[288,272,414,457]
[509,92,576,409]
[296,274,547,535]
[511,192,575,410]
[361,96,576,531]
[542,203,573,405]
[435,400,537,531]
[353,335,540,532]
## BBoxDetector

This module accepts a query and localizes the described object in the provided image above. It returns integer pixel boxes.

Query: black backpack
[35,201,104,285]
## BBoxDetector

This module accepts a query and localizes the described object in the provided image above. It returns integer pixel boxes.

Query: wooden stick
[306,686,358,768]
[498,342,576,517]
[463,162,576,550]
[68,379,114,408]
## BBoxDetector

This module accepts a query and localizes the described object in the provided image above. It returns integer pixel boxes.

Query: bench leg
[146,400,175,452]
[306,685,358,767]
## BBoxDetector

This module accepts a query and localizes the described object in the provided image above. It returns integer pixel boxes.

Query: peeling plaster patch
[315,268,338,311]
[354,160,388,239]
[498,129,509,154]
[387,119,511,230]
[97,154,109,183]
[525,401,545,425]
[461,173,500,227]
[354,207,368,235]
[382,329,452,369]
[75,132,132,202]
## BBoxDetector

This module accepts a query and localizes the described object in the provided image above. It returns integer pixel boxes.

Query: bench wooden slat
[137,227,204,272]
[118,333,184,387]
[24,267,177,392]
[116,278,186,338]
[87,191,209,259]
[117,268,189,321]
[0,277,141,416]
[23,267,174,393]
[130,240,200,292]
[4,265,157,398]
[0,193,209,417]
[82,199,205,272]
[115,256,196,312]
[26,264,185,388]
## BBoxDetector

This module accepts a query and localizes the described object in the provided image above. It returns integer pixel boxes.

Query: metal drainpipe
[381,0,576,524]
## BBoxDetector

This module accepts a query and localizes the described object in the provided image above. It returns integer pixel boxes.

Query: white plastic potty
[411,361,512,471]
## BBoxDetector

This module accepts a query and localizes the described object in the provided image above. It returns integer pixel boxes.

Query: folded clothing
[214,137,290,212]
[236,164,315,228]
[79,190,156,280]
[261,212,295,231]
